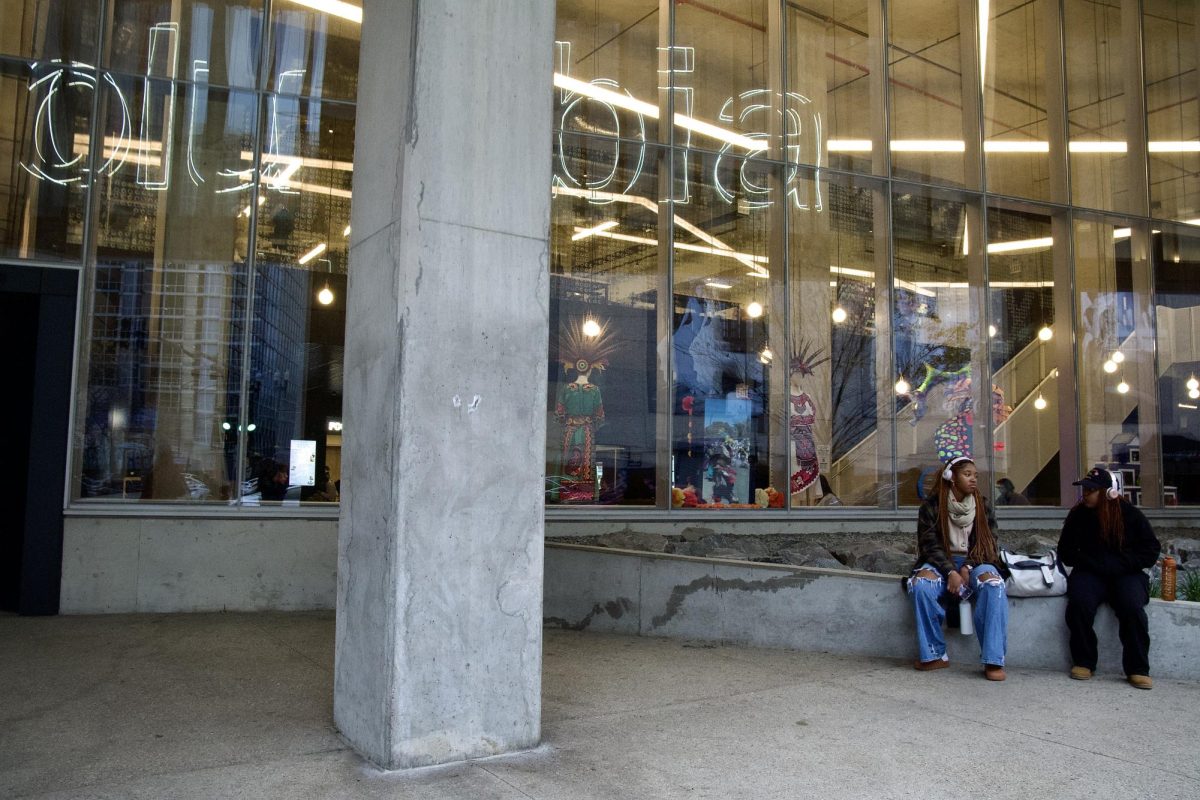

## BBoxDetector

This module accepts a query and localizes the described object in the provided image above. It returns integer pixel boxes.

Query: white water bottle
[959,599,975,635]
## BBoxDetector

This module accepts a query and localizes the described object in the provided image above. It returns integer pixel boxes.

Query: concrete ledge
[61,516,338,613]
[544,543,1200,681]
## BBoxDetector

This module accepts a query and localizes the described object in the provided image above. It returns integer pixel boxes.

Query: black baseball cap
[1072,467,1113,491]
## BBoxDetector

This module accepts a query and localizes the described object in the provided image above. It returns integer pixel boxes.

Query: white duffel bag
[1000,549,1070,597]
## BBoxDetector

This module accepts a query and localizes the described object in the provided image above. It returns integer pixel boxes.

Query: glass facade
[547,0,1199,512]
[2,0,1198,515]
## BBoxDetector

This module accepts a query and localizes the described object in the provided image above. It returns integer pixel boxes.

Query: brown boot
[913,658,949,671]
[1069,666,1093,681]
[984,664,1006,681]
[1127,675,1153,690]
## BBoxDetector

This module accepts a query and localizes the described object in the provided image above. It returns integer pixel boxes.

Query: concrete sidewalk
[1,612,1197,799]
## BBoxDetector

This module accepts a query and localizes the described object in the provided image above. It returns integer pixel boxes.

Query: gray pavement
[1,611,1197,799]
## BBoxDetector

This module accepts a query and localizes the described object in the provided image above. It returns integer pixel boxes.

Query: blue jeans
[908,556,1008,666]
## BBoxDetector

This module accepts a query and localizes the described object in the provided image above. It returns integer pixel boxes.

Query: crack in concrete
[649,573,816,629]
[543,597,633,631]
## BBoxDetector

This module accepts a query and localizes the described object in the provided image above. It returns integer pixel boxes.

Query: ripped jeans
[907,556,1008,666]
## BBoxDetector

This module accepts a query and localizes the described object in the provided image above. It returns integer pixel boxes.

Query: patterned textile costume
[789,341,829,496]
[556,381,604,478]
[552,316,618,498]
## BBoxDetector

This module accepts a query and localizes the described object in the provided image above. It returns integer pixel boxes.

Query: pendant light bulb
[746,301,764,319]
[1190,388,1200,400]
[895,377,911,396]
[582,319,601,337]
[1117,380,1130,394]
[1111,350,1125,364]
[317,285,334,305]
[1033,394,1047,411]
[831,305,847,324]
[1188,375,1199,392]
[988,324,997,338]
[1103,360,1117,374]
[1037,325,1053,341]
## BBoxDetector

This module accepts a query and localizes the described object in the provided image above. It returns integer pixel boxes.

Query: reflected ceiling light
[759,347,773,364]
[704,280,733,290]
[988,324,997,338]
[553,73,767,152]
[831,305,848,324]
[746,301,764,318]
[1117,380,1130,394]
[891,140,966,152]
[343,224,351,237]
[983,140,1049,153]
[317,285,334,305]
[245,152,355,172]
[1113,228,1132,239]
[284,0,362,23]
[582,228,769,265]
[1034,394,1048,411]
[894,277,936,298]
[1180,403,1199,409]
[1069,141,1127,153]
[1111,351,1125,364]
[571,220,619,241]
[1103,360,1118,373]
[987,237,1054,254]
[1190,388,1200,400]
[1187,376,1199,392]
[222,421,232,431]
[1038,325,1053,341]
[1148,141,1200,153]
[298,243,327,265]
[895,377,911,395]
[247,423,257,432]
[830,265,874,279]
[827,139,872,152]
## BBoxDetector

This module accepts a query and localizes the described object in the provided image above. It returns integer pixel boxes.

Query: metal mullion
[655,0,674,510]
[769,0,789,508]
[966,197,990,489]
[1052,211,1080,506]
[959,0,984,192]
[63,0,115,508]
[1122,0,1150,218]
[873,180,897,510]
[1043,0,1070,205]
[1131,224,1161,507]
[872,0,890,179]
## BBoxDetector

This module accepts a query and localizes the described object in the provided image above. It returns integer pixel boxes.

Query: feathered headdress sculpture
[559,315,618,374]
[790,338,830,377]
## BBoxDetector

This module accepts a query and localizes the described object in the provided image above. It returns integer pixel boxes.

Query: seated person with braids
[907,456,1010,681]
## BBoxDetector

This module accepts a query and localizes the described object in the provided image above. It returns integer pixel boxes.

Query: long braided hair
[935,459,999,565]
[1081,485,1125,549]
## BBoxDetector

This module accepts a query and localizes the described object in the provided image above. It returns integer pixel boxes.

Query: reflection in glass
[987,206,1058,505]
[787,0,875,175]
[266,0,360,101]
[106,0,264,91]
[982,0,1051,201]
[247,98,353,505]
[0,0,98,62]
[1143,1,1199,224]
[790,172,882,506]
[671,147,777,508]
[0,59,91,261]
[1063,0,1132,214]
[888,0,967,187]
[893,189,981,504]
[1073,218,1147,505]
[1152,227,1200,505]
[548,133,659,505]
[79,80,256,501]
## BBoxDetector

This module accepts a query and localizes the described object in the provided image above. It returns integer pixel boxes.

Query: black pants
[1065,570,1150,676]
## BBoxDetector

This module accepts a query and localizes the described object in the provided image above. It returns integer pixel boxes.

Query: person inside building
[907,456,1009,681]
[994,477,1030,505]
[1057,467,1161,689]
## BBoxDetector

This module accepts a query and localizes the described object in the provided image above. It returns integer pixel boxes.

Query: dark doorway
[0,265,77,615]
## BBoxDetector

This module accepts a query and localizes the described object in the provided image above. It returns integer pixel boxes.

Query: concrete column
[334,0,554,770]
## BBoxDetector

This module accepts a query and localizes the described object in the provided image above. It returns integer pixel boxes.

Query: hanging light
[831,305,848,324]
[1034,394,1048,411]
[317,285,334,305]
[895,376,911,395]
[1117,380,1130,394]
[1190,388,1200,400]
[759,346,773,364]
[1188,375,1199,392]
[582,319,601,337]
[1037,325,1053,341]
[988,324,997,338]
[746,301,764,318]
[1111,350,1125,364]
[1103,360,1118,374]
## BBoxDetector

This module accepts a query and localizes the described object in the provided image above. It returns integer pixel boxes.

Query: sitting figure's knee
[916,569,939,581]
[977,570,1003,586]
[908,569,943,595]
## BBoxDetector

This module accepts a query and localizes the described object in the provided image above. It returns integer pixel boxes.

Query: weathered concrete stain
[544,597,634,631]
[649,572,816,629]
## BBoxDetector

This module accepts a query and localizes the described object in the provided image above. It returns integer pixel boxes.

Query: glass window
[1152,225,1200,505]
[1073,217,1151,506]
[892,186,984,504]
[547,133,660,506]
[0,58,92,262]
[790,170,886,507]
[1143,1,1199,224]
[78,77,257,502]
[1063,0,1133,214]
[887,0,970,187]
[0,0,99,62]
[987,205,1059,505]
[265,0,360,101]
[247,97,353,505]
[982,0,1052,201]
[786,0,878,175]
[669,147,778,509]
[106,0,265,91]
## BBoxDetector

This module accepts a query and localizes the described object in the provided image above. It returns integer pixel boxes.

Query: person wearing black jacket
[908,456,1010,681]
[1058,467,1161,689]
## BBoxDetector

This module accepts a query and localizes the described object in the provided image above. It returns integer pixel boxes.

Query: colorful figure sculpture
[789,340,830,496]
[554,317,617,494]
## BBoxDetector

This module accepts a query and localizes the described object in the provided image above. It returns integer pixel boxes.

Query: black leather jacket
[912,494,1005,578]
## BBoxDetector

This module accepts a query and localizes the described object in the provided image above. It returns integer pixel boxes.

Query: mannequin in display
[552,316,617,501]
[789,341,829,505]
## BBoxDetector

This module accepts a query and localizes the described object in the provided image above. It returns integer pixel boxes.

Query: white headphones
[1104,468,1122,500]
[942,456,973,482]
